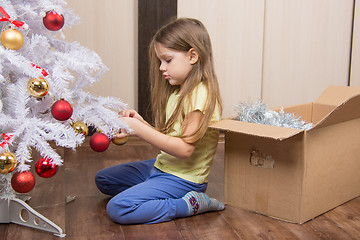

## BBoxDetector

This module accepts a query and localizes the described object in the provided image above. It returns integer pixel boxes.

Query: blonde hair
[149,18,222,143]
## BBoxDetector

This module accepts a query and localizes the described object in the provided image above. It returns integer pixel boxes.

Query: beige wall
[65,0,356,119]
[63,0,138,109]
[261,0,353,107]
[351,0,360,86]
[179,0,354,117]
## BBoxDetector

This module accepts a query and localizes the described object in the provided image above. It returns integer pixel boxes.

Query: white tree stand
[0,196,65,237]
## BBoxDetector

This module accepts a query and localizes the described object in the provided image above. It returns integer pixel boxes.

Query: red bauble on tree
[11,171,36,193]
[35,157,58,178]
[51,99,73,121]
[90,132,110,152]
[43,10,65,31]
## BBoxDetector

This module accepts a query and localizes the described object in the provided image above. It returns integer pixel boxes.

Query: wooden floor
[1,136,360,240]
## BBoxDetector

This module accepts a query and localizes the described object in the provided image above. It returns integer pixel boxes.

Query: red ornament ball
[43,11,65,31]
[35,157,58,178]
[11,171,36,193]
[51,99,73,121]
[90,132,110,152]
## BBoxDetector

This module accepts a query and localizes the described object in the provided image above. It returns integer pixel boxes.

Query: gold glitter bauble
[0,151,17,174]
[71,121,89,136]
[27,76,49,98]
[111,135,129,145]
[1,28,24,50]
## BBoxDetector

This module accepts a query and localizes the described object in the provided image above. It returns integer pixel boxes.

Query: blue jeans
[95,159,207,224]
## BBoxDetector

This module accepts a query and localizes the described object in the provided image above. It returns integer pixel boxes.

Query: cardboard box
[211,86,360,223]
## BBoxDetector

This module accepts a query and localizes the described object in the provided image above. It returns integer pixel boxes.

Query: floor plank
[174,212,240,240]
[65,195,123,240]
[321,198,360,236]
[122,222,183,240]
[0,224,8,239]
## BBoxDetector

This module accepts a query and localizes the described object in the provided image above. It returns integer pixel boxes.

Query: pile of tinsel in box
[234,100,313,130]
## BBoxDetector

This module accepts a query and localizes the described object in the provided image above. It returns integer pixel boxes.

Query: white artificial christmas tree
[0,0,129,236]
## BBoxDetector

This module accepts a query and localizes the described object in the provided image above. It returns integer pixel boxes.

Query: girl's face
[154,43,196,90]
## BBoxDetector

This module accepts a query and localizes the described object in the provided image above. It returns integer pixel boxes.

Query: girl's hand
[115,131,128,139]
[120,109,144,121]
[120,116,142,136]
[120,109,153,128]
[119,110,200,159]
[118,110,144,138]
[120,111,199,159]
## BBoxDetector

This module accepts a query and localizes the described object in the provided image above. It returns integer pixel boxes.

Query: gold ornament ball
[112,135,129,145]
[72,121,89,136]
[27,76,49,98]
[1,28,24,50]
[0,151,17,174]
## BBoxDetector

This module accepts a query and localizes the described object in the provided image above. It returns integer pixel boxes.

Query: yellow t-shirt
[154,82,221,184]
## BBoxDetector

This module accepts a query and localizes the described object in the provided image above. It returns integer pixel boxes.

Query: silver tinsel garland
[0,173,15,200]
[234,100,313,130]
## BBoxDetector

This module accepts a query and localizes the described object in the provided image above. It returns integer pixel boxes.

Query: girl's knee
[95,171,110,194]
[95,171,104,184]
[106,198,135,224]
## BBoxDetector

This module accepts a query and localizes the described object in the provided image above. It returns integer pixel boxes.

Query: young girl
[95,18,224,224]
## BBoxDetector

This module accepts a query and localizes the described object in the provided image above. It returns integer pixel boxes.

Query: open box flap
[212,86,360,138]
[313,94,360,129]
[210,119,303,140]
[314,85,360,106]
